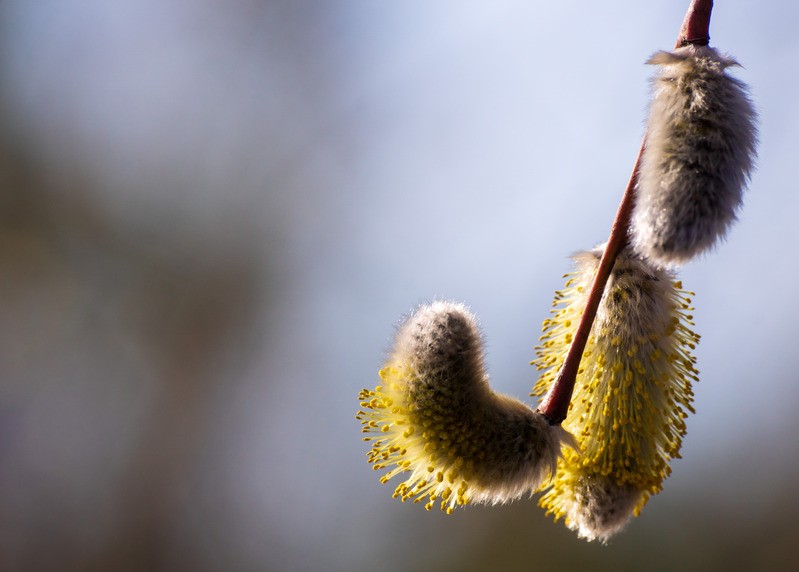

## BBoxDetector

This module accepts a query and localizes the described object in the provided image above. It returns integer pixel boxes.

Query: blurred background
[0,1,797,570]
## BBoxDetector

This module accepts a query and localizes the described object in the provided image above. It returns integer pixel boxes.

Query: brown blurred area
[0,100,269,572]
[0,3,284,568]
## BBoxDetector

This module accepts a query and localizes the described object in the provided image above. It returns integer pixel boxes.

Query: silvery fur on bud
[633,44,758,267]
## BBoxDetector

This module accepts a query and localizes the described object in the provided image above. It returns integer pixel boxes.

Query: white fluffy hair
[565,476,644,543]
[632,45,758,267]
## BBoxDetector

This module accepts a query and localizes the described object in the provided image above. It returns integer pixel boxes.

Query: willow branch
[538,0,714,424]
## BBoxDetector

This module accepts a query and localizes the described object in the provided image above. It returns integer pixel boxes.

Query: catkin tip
[567,476,646,543]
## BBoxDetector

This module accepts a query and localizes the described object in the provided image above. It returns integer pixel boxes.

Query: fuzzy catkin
[633,45,758,267]
[533,246,699,540]
[357,301,573,512]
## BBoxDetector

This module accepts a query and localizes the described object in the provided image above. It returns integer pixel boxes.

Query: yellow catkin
[531,246,699,540]
[358,301,572,513]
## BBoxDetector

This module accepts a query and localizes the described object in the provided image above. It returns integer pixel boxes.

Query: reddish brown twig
[678,0,713,46]
[537,0,714,425]
[537,146,643,423]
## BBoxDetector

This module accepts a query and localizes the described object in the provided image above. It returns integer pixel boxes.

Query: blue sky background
[1,1,798,570]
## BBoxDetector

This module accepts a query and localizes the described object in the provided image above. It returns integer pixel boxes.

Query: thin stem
[678,0,713,46]
[537,145,643,424]
[537,0,714,425]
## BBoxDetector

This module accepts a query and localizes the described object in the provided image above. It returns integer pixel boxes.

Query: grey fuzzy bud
[633,45,758,267]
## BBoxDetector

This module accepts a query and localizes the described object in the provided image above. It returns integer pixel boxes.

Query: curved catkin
[633,45,758,267]
[532,246,699,540]
[357,301,573,513]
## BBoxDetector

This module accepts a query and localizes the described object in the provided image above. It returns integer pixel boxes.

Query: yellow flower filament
[532,248,699,530]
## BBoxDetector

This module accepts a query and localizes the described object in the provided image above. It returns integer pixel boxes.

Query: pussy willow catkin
[632,45,758,267]
[532,246,699,541]
[358,301,573,513]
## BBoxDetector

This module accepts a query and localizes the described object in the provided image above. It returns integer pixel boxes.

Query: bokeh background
[1,1,797,571]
